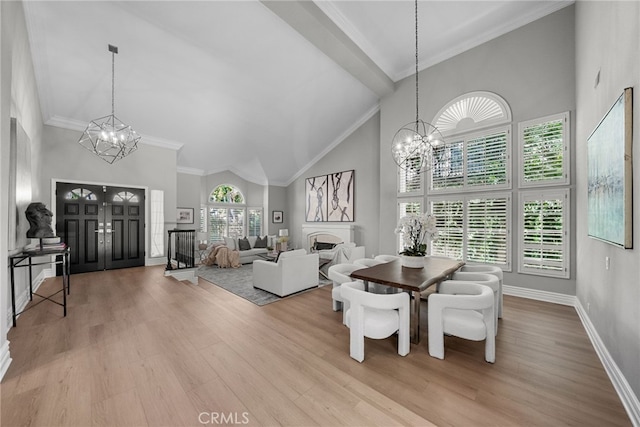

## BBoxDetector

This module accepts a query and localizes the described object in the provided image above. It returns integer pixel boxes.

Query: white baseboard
[574,300,640,427]
[146,256,168,266]
[6,268,50,329]
[503,284,576,306]
[0,340,12,380]
[164,268,198,285]
[504,285,639,426]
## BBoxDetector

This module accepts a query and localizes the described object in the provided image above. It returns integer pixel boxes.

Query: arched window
[64,188,97,200]
[432,91,511,136]
[205,185,262,241]
[113,191,139,202]
[427,91,513,270]
[209,185,244,204]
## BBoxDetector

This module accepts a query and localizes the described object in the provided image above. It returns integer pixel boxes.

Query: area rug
[197,264,331,306]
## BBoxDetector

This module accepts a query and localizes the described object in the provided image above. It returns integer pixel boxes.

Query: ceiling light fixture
[391,0,446,175]
[78,44,140,164]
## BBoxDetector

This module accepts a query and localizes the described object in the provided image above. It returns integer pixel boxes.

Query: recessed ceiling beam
[260,0,394,98]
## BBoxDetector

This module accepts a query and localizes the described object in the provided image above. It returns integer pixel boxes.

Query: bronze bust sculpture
[25,202,55,238]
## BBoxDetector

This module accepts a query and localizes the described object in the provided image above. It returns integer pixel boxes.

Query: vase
[401,254,425,269]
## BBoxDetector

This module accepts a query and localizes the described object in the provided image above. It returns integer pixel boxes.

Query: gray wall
[379,6,577,295]
[287,112,381,255]
[40,125,178,259]
[0,0,45,375]
[267,185,287,237]
[176,172,201,230]
[575,1,640,399]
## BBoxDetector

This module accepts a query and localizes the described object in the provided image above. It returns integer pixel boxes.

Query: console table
[9,247,71,327]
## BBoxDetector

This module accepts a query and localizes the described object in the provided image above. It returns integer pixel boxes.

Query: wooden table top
[350,257,465,292]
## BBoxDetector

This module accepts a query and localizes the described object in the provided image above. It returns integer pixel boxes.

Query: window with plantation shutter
[398,157,423,195]
[431,140,464,190]
[519,189,569,278]
[429,127,510,193]
[519,112,569,187]
[397,199,423,253]
[466,196,509,265]
[429,193,511,270]
[248,208,262,236]
[430,198,464,259]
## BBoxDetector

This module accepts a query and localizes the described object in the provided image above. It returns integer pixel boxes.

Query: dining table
[350,257,465,344]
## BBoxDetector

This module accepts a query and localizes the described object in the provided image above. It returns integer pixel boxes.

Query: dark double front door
[56,182,145,274]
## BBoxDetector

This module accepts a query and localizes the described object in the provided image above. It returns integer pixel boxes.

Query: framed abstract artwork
[305,175,328,222]
[587,87,633,248]
[272,210,283,223]
[305,170,355,222]
[327,170,354,222]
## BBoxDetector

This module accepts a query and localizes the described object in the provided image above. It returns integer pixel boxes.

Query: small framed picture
[272,210,283,223]
[176,207,194,224]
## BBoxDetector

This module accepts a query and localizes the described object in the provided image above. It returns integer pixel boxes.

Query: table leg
[10,261,16,328]
[411,290,421,344]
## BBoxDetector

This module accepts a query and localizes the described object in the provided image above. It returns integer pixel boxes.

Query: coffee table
[350,257,464,343]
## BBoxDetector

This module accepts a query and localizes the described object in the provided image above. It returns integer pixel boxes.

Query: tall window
[397,198,422,252]
[517,112,570,278]
[430,194,511,269]
[519,112,570,187]
[430,127,511,192]
[519,189,569,278]
[206,185,262,241]
[426,92,512,269]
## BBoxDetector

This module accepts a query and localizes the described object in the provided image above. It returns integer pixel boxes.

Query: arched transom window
[209,185,244,204]
[433,91,511,136]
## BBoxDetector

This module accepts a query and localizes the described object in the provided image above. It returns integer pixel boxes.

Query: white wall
[575,0,640,401]
[379,6,576,295]
[176,172,201,230]
[287,112,380,255]
[0,0,45,378]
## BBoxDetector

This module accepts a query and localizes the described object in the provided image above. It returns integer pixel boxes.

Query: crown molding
[176,166,205,176]
[45,115,183,151]
[394,0,575,82]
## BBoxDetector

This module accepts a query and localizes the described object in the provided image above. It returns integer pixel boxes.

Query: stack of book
[24,237,67,253]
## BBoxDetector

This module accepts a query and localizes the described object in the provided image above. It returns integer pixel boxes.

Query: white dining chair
[328,263,364,324]
[374,254,400,263]
[354,258,392,293]
[428,280,495,363]
[459,264,504,318]
[451,271,500,334]
[340,281,410,363]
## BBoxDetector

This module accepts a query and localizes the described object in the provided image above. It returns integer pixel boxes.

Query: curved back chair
[353,258,392,293]
[374,254,400,263]
[328,263,364,324]
[451,271,500,334]
[341,281,410,362]
[460,265,503,318]
[354,258,383,268]
[428,280,495,363]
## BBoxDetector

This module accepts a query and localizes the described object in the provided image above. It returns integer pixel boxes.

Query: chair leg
[485,329,496,363]
[332,299,342,311]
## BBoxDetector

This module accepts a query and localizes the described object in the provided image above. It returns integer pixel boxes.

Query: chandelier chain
[415,0,419,124]
[111,50,115,117]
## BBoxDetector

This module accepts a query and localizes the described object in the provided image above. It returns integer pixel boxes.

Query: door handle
[96,229,104,234]
[106,229,112,234]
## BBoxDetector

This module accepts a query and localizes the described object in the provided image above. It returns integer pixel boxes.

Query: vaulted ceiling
[23,0,573,185]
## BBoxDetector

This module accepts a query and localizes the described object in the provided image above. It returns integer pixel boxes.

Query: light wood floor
[1,265,630,426]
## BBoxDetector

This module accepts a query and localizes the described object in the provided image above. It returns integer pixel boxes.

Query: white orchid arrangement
[395,213,439,257]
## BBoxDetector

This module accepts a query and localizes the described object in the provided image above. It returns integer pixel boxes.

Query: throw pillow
[223,236,236,250]
[314,241,337,251]
[254,235,268,248]
[238,237,251,251]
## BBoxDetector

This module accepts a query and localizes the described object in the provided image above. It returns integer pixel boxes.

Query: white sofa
[252,249,320,297]
[222,235,276,264]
